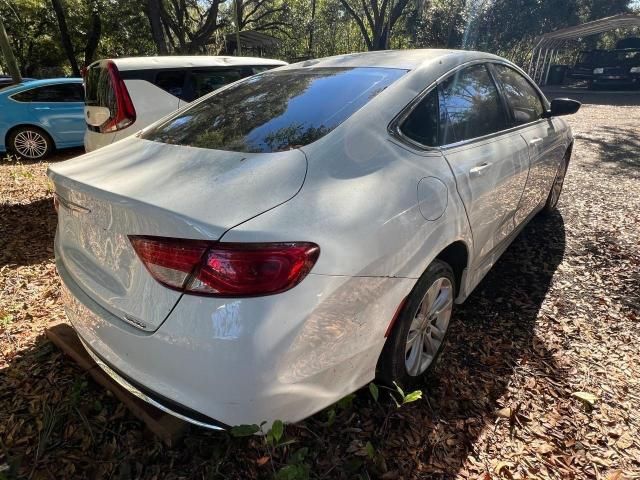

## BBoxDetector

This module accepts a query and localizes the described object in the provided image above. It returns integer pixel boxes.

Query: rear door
[439,64,530,270]
[24,83,85,144]
[490,63,565,225]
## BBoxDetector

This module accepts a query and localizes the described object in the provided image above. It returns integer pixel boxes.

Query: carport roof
[534,13,640,49]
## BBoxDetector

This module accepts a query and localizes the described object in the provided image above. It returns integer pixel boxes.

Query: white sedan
[48,49,579,429]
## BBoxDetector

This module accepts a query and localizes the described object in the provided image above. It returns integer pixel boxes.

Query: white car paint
[50,49,574,429]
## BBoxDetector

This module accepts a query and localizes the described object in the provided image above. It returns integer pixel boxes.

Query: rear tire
[7,126,53,160]
[377,260,455,389]
[541,151,570,214]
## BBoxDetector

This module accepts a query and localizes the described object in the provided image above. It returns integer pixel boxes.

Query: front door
[438,64,530,273]
[489,63,566,224]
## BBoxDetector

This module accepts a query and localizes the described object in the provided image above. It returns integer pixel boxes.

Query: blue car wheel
[8,126,53,160]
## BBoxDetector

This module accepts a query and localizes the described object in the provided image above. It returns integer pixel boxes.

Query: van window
[143,67,406,153]
[186,68,244,100]
[154,71,187,99]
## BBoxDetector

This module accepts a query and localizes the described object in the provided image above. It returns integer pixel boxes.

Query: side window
[439,64,508,143]
[154,70,187,100]
[12,84,84,103]
[492,64,545,125]
[400,88,440,146]
[187,68,244,100]
[11,89,38,102]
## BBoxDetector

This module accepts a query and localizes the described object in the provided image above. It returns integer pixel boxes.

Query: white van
[83,56,287,152]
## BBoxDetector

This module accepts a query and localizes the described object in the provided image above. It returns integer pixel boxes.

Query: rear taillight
[130,236,320,297]
[100,61,136,133]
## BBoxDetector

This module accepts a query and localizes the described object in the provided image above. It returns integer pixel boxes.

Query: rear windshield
[142,67,406,153]
[85,64,116,111]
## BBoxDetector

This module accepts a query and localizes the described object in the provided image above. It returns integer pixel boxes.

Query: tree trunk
[145,0,169,54]
[50,0,80,76]
[0,15,21,82]
[84,2,102,66]
[308,0,316,56]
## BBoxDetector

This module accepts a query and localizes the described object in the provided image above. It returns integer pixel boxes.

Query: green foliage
[229,423,260,437]
[368,382,379,402]
[266,419,284,444]
[392,381,423,407]
[0,0,634,76]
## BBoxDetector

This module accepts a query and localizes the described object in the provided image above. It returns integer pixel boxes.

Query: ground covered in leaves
[1,93,639,479]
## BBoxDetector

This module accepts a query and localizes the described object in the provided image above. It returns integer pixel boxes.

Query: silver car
[48,49,579,429]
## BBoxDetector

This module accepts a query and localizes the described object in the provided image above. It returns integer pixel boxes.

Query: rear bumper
[84,124,141,152]
[78,334,227,430]
[57,248,413,428]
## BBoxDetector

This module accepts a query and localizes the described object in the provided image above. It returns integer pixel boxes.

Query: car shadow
[0,198,56,267]
[360,209,567,477]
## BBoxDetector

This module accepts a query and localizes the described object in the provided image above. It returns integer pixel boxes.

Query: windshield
[142,67,406,153]
[596,50,640,66]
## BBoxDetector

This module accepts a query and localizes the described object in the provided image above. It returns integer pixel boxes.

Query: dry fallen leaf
[572,391,598,406]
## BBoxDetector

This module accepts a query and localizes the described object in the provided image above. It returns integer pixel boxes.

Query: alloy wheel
[13,130,48,159]
[405,276,453,376]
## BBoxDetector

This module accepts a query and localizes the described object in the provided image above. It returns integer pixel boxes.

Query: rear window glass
[85,65,116,111]
[142,67,406,153]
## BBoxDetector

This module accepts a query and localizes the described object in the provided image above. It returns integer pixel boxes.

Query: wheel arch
[5,123,57,149]
[434,240,469,298]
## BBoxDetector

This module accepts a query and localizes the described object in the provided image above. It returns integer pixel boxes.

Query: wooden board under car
[45,322,188,447]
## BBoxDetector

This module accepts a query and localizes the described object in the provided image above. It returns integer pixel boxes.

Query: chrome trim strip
[79,338,225,431]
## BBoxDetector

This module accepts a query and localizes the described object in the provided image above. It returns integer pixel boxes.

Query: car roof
[282,49,504,71]
[100,55,288,71]
[0,77,82,95]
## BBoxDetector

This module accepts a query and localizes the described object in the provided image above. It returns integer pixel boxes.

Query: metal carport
[527,13,640,85]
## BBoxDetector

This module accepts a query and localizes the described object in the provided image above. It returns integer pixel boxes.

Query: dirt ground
[1,92,639,479]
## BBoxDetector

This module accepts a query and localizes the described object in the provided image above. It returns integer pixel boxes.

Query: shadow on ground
[0,198,56,267]
[573,125,640,176]
[351,210,567,477]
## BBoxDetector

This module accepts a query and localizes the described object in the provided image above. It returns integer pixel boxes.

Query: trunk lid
[49,137,307,331]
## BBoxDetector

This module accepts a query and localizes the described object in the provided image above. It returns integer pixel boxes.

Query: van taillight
[101,61,136,133]
[130,236,320,297]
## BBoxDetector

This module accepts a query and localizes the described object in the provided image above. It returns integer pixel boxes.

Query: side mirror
[544,98,581,117]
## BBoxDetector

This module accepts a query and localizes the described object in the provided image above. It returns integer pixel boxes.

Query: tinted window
[155,71,186,99]
[143,67,406,153]
[439,65,508,143]
[187,68,245,100]
[12,83,84,102]
[85,65,116,112]
[493,64,545,125]
[400,88,440,146]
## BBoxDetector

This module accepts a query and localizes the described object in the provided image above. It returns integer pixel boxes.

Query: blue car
[0,78,85,160]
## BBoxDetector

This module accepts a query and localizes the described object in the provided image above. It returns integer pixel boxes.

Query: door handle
[529,137,543,145]
[469,162,492,177]
[34,107,51,110]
